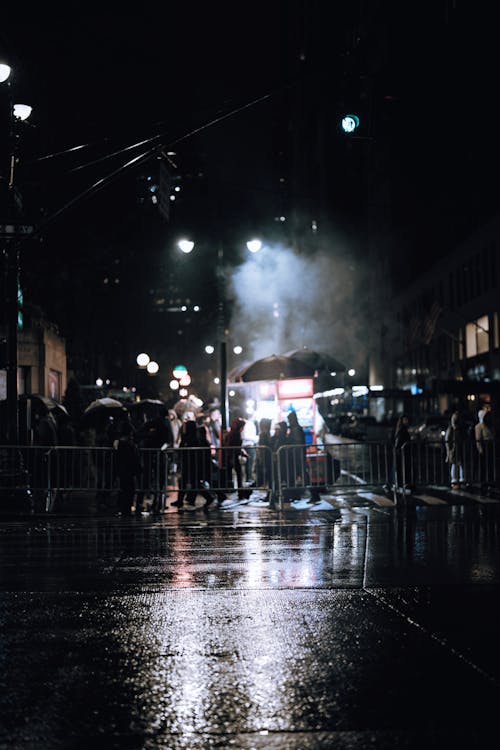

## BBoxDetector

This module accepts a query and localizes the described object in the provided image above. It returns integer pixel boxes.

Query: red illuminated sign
[277,378,313,399]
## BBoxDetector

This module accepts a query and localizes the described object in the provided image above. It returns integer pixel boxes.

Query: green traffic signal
[340,114,360,134]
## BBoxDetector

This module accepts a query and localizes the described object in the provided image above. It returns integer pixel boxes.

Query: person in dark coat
[285,411,307,501]
[445,410,467,488]
[115,422,141,516]
[255,418,273,488]
[393,414,412,490]
[171,420,215,510]
[135,414,173,513]
[223,417,248,500]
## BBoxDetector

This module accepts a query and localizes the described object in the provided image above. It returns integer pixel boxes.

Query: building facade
[386,213,500,418]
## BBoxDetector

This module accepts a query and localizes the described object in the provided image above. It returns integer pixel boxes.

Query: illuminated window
[465,315,489,358]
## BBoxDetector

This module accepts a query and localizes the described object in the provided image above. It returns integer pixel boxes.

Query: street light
[1,63,33,445]
[176,237,261,434]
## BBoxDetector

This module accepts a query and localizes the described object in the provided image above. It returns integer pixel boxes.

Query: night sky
[2,2,499,389]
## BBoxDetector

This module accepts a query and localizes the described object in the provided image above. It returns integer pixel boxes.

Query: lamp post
[1,63,33,445]
[177,237,262,434]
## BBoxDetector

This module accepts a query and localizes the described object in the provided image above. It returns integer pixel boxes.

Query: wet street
[1,496,500,749]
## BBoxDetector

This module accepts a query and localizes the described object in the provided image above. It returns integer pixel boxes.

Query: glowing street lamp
[0,63,12,83]
[136,352,150,368]
[246,238,262,253]
[177,238,194,254]
[146,360,159,375]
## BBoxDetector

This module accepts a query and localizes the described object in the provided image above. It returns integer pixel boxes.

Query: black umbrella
[21,394,69,417]
[234,354,315,382]
[127,399,167,416]
[81,397,127,425]
[282,348,347,374]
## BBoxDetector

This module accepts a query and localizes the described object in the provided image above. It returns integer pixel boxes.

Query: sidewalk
[1,498,500,748]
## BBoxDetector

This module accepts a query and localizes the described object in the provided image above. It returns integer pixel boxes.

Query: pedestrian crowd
[389,402,498,493]
[29,399,311,515]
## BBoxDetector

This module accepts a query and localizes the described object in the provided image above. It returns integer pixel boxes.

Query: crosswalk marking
[413,494,448,505]
[358,492,395,507]
[450,489,500,504]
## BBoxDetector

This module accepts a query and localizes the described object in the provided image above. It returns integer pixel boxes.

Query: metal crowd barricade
[275,441,391,505]
[1,438,497,513]
[171,444,275,502]
[398,438,498,493]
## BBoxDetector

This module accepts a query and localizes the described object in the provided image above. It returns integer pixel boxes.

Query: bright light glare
[173,364,187,378]
[0,64,11,83]
[370,385,384,391]
[233,345,243,354]
[214,377,220,384]
[96,378,103,387]
[348,369,356,376]
[179,374,191,386]
[13,104,32,121]
[179,388,188,397]
[205,345,215,354]
[246,238,262,253]
[147,360,159,374]
[341,114,359,133]
[177,238,194,254]
[136,352,150,367]
[169,379,180,390]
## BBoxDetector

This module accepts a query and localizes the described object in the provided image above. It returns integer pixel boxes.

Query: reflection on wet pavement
[1,503,500,747]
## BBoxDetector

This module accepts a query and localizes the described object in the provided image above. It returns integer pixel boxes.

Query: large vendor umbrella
[282,348,347,374]
[233,354,315,382]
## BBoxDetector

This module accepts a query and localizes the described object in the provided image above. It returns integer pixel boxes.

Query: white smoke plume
[227,241,373,373]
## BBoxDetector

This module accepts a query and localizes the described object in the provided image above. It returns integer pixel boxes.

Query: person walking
[445,409,467,489]
[474,404,495,491]
[393,414,412,492]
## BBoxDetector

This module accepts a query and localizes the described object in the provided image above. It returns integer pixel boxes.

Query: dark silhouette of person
[172,420,215,510]
[223,417,248,500]
[33,410,58,512]
[115,422,141,516]
[255,418,273,488]
[285,411,307,501]
[135,414,173,513]
[393,414,412,491]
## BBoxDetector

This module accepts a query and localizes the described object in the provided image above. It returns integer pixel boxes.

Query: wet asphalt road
[1,496,500,749]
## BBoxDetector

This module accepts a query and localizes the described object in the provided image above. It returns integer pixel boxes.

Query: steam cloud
[227,242,374,373]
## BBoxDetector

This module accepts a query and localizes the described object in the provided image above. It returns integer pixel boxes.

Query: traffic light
[340,114,360,134]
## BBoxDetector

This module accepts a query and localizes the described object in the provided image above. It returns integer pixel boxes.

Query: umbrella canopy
[127,399,167,414]
[233,354,316,382]
[282,348,347,374]
[21,394,69,417]
[82,398,127,425]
